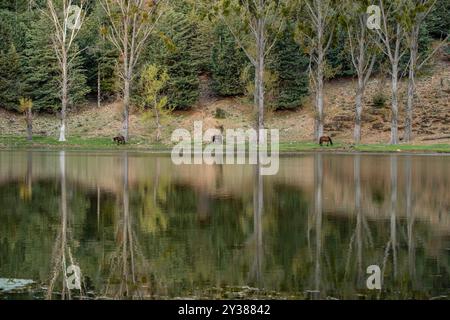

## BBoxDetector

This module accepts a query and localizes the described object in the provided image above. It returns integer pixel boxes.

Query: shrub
[214,107,227,119]
[372,92,388,108]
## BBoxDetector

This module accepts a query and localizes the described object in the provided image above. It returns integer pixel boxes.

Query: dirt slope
[1,57,449,145]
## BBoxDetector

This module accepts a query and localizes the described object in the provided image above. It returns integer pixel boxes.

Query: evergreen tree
[0,44,22,110]
[78,2,119,102]
[327,27,356,78]
[22,16,60,111]
[22,15,89,112]
[270,25,309,110]
[426,0,450,38]
[0,9,27,53]
[145,10,200,110]
[210,24,247,96]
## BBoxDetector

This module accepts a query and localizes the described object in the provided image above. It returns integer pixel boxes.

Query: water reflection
[0,151,449,300]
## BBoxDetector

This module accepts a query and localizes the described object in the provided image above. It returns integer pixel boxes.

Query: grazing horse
[113,135,126,145]
[319,136,333,146]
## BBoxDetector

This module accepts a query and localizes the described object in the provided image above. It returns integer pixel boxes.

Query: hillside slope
[1,57,449,146]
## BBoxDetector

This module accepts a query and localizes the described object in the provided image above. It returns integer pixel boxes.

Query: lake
[0,150,449,300]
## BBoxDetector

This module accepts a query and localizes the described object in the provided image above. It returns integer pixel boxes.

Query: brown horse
[113,135,126,145]
[319,136,333,146]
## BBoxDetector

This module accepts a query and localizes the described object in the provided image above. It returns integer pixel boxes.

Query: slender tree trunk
[154,99,162,142]
[255,17,265,144]
[122,23,130,142]
[26,108,33,141]
[123,75,130,142]
[405,29,418,143]
[314,2,325,142]
[98,63,101,109]
[390,62,399,145]
[59,50,68,142]
[354,84,363,144]
[316,59,325,141]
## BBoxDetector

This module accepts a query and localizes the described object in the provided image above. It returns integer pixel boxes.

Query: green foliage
[0,44,22,110]
[372,92,388,108]
[214,107,227,119]
[210,24,247,96]
[138,64,170,112]
[144,10,200,110]
[22,15,89,112]
[239,25,309,110]
[269,25,309,110]
[0,9,28,53]
[426,0,450,38]
[327,27,356,78]
[78,2,119,101]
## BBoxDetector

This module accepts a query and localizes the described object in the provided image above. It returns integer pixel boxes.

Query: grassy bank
[1,135,449,153]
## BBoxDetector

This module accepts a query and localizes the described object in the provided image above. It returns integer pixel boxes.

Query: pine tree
[22,16,60,111]
[210,24,247,96]
[22,15,89,112]
[426,0,450,39]
[78,2,119,103]
[0,44,22,110]
[0,9,27,53]
[145,10,200,110]
[270,25,309,110]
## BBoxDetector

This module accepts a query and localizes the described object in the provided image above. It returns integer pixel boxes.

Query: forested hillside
[0,0,449,145]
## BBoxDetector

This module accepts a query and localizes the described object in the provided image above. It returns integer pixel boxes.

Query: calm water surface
[0,150,449,299]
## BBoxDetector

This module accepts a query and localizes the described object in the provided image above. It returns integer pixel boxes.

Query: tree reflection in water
[103,152,152,299]
[47,151,83,300]
[0,151,449,299]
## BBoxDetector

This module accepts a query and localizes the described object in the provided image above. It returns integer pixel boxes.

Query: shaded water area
[0,150,449,300]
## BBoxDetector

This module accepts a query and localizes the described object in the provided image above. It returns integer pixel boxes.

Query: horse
[113,135,126,145]
[319,136,333,146]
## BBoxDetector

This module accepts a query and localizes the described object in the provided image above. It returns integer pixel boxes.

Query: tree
[78,1,119,108]
[295,0,336,141]
[403,0,448,142]
[426,0,450,39]
[373,0,408,145]
[19,97,33,141]
[100,0,164,142]
[139,64,170,142]
[210,23,247,96]
[211,0,290,143]
[144,9,200,110]
[0,44,22,110]
[342,0,377,144]
[270,23,309,110]
[44,0,88,142]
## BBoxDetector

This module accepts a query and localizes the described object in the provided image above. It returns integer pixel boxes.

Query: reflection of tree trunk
[25,151,33,199]
[250,159,264,287]
[405,156,415,284]
[97,185,101,231]
[313,154,323,298]
[153,158,160,203]
[122,152,136,292]
[105,152,151,299]
[354,155,363,281]
[390,156,398,279]
[197,191,211,224]
[47,151,79,300]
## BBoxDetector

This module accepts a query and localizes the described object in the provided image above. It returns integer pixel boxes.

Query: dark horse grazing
[319,136,333,146]
[113,135,126,145]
